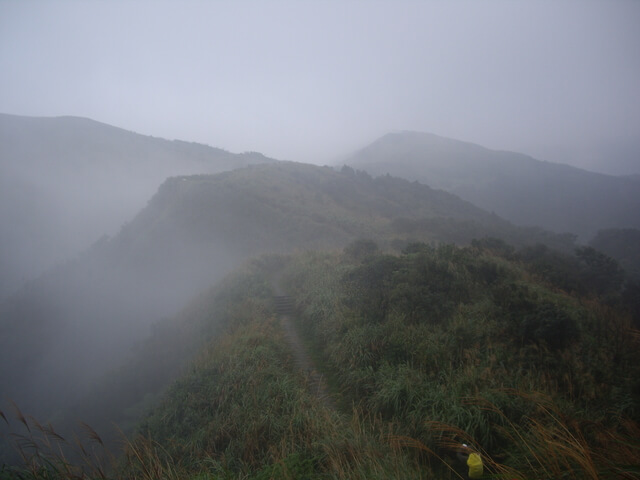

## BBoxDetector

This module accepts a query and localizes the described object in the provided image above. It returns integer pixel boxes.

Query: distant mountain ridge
[0,113,275,299]
[344,131,640,240]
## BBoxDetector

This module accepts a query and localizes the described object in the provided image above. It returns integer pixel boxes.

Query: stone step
[274,295,295,315]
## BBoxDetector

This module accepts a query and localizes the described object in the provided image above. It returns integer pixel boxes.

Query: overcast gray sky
[1,0,639,174]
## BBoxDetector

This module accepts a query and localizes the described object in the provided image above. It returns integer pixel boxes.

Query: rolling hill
[343,131,640,240]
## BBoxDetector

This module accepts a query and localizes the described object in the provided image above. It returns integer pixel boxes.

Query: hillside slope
[128,243,639,478]
[0,113,273,299]
[0,162,576,431]
[7,242,636,478]
[344,131,640,240]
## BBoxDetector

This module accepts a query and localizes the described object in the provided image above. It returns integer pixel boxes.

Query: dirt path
[274,294,336,410]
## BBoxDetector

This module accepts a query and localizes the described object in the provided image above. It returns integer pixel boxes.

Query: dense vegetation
[3,240,639,479]
[280,242,640,476]
[590,228,640,281]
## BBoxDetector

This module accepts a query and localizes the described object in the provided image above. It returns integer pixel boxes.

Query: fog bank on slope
[0,113,274,299]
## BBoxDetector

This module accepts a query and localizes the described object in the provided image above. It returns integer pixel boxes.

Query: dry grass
[1,404,116,479]
[391,391,640,480]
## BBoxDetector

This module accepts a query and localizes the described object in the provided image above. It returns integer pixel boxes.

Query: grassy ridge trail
[274,293,337,411]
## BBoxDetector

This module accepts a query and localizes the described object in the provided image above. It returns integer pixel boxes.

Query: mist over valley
[0,113,274,301]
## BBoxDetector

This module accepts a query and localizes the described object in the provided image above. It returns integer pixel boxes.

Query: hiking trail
[273,285,336,411]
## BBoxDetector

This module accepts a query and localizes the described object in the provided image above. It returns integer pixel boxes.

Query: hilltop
[344,131,640,240]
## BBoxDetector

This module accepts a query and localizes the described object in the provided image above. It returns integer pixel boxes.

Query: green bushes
[342,244,477,326]
[281,243,640,476]
[492,283,580,350]
[518,301,578,350]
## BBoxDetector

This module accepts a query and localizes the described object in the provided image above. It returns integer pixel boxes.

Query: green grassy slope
[276,244,640,478]
[6,241,637,479]
[122,243,640,478]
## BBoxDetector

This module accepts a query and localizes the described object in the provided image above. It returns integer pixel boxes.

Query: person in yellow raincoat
[457,443,484,478]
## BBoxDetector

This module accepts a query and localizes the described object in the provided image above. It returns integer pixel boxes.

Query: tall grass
[3,245,638,479]
[279,245,640,478]
[392,391,640,480]
[124,311,430,479]
[0,403,115,479]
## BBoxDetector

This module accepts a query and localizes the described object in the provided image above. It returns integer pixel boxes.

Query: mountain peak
[346,132,640,240]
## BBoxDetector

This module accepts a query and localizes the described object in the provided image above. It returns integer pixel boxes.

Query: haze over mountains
[2,2,639,473]
[344,131,640,241]
[1,114,639,464]
[2,114,638,309]
[0,113,274,299]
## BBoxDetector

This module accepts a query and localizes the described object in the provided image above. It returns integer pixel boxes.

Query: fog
[1,1,639,175]
[0,116,275,459]
[0,170,253,455]
[1,0,640,465]
[0,114,274,299]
